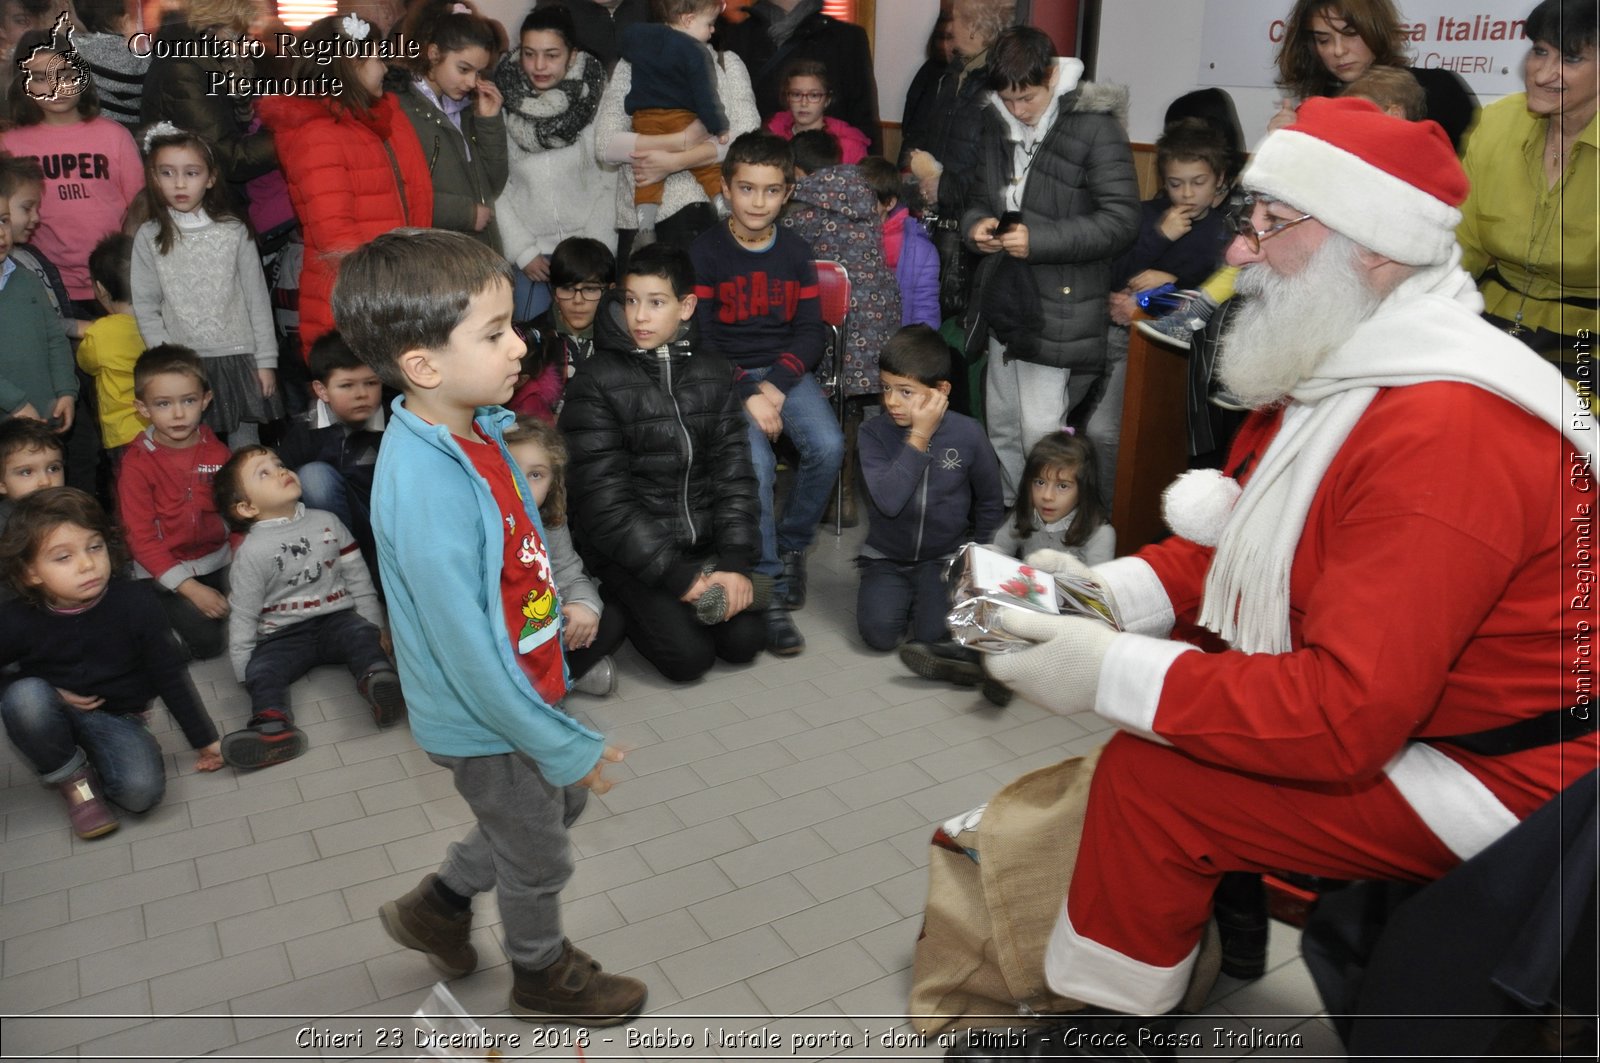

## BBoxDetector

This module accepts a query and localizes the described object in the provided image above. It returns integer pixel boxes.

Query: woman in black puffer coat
[558,278,764,682]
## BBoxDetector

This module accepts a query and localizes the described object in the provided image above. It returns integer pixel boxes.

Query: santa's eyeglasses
[1233,193,1313,253]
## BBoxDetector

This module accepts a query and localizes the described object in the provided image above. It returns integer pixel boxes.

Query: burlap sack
[909,747,1221,1037]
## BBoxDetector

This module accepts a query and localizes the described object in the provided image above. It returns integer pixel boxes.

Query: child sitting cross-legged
[856,325,1004,655]
[0,487,222,840]
[211,445,403,770]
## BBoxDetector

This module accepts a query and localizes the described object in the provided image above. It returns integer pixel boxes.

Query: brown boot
[510,939,647,1026]
[56,766,118,839]
[378,874,477,977]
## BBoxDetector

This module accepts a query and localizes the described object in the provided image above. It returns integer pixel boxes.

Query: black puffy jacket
[558,295,760,597]
[900,55,993,218]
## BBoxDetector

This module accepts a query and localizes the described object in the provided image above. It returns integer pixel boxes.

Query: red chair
[814,259,851,535]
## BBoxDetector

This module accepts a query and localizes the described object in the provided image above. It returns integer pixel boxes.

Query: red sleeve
[117,447,181,583]
[1144,386,1578,782]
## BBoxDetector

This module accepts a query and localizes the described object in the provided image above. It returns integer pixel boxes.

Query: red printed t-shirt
[461,429,567,706]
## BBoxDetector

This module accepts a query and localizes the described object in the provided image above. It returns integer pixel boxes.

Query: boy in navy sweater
[689,132,838,657]
[857,325,1003,654]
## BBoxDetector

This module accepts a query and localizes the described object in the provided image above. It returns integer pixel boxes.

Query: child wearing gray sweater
[211,445,404,769]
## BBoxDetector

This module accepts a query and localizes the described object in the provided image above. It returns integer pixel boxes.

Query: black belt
[1430,706,1600,757]
[1479,265,1600,311]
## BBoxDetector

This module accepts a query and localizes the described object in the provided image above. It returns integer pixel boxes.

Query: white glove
[1026,548,1120,622]
[982,609,1119,716]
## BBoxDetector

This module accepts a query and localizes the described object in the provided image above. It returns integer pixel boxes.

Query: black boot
[779,549,808,610]
[1212,872,1269,980]
[764,603,805,656]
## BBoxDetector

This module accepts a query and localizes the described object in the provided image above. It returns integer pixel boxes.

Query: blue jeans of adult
[0,677,166,811]
[742,369,845,580]
[856,556,951,651]
[513,271,552,324]
[244,610,391,717]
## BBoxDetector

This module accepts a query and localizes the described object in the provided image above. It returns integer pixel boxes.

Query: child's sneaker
[1135,290,1216,351]
[379,873,478,977]
[220,710,307,770]
[358,668,406,727]
[899,640,984,686]
[571,657,617,697]
[56,766,119,839]
[509,938,647,1026]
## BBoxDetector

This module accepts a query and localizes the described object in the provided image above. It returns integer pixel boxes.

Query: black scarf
[494,49,606,154]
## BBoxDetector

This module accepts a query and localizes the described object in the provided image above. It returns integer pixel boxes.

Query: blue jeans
[513,271,552,323]
[296,461,352,530]
[856,556,951,651]
[0,678,166,811]
[743,370,844,578]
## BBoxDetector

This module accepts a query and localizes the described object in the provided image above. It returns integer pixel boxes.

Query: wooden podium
[1110,319,1191,555]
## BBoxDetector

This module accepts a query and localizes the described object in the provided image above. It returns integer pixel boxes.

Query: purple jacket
[890,206,940,329]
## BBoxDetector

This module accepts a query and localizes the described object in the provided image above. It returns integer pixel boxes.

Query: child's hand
[473,78,503,117]
[1157,206,1194,242]
[745,392,782,440]
[49,395,75,431]
[578,745,625,795]
[473,204,494,232]
[178,578,230,619]
[55,687,105,711]
[999,223,1030,259]
[717,131,729,144]
[195,742,224,772]
[1127,270,1177,294]
[970,217,1003,254]
[1108,289,1135,327]
[706,571,753,617]
[562,602,600,649]
[256,368,277,399]
[907,388,948,441]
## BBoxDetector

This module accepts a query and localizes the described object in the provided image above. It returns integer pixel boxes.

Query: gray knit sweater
[226,505,385,682]
[990,512,1116,567]
[131,212,278,367]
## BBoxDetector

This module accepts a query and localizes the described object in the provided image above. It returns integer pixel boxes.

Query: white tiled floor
[0,524,1340,1061]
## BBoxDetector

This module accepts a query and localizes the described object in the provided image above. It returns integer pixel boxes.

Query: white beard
[1219,234,1383,410]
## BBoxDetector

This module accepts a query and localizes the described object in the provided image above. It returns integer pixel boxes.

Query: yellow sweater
[1457,94,1598,338]
[76,312,147,449]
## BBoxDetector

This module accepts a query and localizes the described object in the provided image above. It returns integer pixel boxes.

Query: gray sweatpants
[430,751,588,971]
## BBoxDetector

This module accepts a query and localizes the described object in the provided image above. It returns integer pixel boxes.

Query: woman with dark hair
[899,6,955,163]
[1458,0,1597,380]
[494,4,615,321]
[1271,0,1477,149]
[391,0,509,251]
[258,15,434,357]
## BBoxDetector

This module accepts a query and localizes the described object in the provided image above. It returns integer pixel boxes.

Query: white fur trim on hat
[1242,129,1461,266]
[1162,468,1241,547]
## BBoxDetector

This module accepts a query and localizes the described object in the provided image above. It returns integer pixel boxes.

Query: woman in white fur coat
[493,5,617,320]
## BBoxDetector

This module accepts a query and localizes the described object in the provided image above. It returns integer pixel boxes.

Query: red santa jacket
[1095,382,1596,856]
[258,93,434,358]
[118,425,233,588]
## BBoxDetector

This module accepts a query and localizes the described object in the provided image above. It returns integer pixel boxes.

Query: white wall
[875,0,943,124]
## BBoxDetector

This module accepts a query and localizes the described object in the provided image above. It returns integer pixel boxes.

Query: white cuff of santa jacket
[1044,904,1200,1017]
[1094,557,1176,637]
[1094,633,1195,743]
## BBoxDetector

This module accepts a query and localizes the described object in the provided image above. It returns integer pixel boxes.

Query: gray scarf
[760,0,823,48]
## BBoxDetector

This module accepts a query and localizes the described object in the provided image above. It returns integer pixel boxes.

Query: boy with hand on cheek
[334,229,641,1026]
[856,325,1003,659]
[119,345,233,659]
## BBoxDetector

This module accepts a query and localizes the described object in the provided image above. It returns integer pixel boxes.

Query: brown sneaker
[56,766,119,839]
[510,939,647,1026]
[378,874,478,977]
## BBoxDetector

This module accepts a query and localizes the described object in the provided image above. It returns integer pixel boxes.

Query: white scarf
[1199,256,1599,653]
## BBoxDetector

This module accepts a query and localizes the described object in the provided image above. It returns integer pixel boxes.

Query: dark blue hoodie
[858,409,1005,562]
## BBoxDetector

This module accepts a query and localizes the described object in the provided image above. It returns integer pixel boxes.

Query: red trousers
[1050,732,1462,1013]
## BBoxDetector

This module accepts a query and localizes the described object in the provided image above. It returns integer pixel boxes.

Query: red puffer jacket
[258,93,434,357]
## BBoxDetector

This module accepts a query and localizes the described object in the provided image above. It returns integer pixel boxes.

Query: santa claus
[961,96,1598,1053]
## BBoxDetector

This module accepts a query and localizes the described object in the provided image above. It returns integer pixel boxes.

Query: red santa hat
[1241,96,1468,266]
